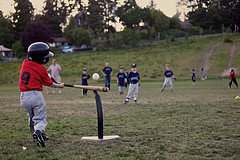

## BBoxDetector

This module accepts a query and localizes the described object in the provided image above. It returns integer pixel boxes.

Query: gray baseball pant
[163,77,173,90]
[119,86,123,93]
[20,90,48,133]
[126,83,139,100]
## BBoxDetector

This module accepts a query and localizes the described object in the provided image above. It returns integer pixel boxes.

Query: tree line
[0,0,239,58]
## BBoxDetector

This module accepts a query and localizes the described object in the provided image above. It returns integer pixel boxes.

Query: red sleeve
[41,67,53,86]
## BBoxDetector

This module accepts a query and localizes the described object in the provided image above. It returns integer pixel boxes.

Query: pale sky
[0,0,181,17]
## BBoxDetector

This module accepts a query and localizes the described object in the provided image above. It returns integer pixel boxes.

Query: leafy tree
[64,16,78,44]
[41,0,64,37]
[40,0,82,37]
[0,12,15,48]
[119,6,152,29]
[116,0,137,16]
[21,21,52,49]
[179,0,240,31]
[12,0,34,39]
[102,0,118,33]
[87,0,104,35]
[169,14,182,29]
[119,6,143,29]
[12,41,25,58]
[71,27,91,46]
[151,9,170,32]
[64,16,90,46]
[149,0,156,9]
[141,7,152,26]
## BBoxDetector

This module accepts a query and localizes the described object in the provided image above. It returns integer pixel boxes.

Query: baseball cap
[120,66,123,69]
[192,69,195,71]
[83,68,87,71]
[52,59,56,62]
[131,64,137,68]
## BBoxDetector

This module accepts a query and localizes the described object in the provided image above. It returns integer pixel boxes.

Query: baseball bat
[64,84,109,92]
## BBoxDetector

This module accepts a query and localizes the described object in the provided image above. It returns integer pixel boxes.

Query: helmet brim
[43,52,54,58]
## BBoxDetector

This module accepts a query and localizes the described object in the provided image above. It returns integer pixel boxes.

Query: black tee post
[93,91,103,139]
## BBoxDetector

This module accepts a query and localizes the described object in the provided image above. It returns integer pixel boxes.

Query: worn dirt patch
[221,43,237,77]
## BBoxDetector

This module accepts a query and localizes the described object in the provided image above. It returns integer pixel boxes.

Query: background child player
[117,66,127,94]
[161,64,176,92]
[124,64,140,104]
[19,42,64,147]
[81,68,90,95]
[191,69,196,86]
[101,62,113,90]
[229,68,239,88]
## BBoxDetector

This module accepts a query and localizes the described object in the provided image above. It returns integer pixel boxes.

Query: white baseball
[92,73,99,80]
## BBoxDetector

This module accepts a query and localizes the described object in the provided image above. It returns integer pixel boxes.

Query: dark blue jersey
[81,74,88,85]
[117,72,126,86]
[102,66,112,77]
[164,70,173,78]
[128,71,140,84]
[191,72,195,81]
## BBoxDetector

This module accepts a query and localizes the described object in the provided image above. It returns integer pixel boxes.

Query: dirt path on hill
[221,43,237,77]
[199,42,221,76]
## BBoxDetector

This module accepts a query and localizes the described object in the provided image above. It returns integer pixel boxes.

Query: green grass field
[1,80,240,159]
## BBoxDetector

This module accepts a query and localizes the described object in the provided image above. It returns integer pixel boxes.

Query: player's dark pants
[82,84,88,95]
[105,76,111,89]
[229,77,238,88]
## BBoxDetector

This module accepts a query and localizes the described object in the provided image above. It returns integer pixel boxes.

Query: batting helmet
[27,42,54,64]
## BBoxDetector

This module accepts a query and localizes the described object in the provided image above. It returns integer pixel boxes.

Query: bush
[12,41,25,59]
[91,38,108,50]
[70,28,91,47]
[109,34,124,49]
[185,26,200,36]
[119,28,140,47]
[161,29,185,40]
[224,27,233,43]
[138,30,148,40]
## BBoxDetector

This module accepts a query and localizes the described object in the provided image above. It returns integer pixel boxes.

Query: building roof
[52,37,68,43]
[0,45,12,52]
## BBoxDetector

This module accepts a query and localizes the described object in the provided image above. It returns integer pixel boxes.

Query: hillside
[1,35,240,85]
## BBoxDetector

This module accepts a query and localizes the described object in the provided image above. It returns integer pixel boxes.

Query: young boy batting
[81,68,90,95]
[19,42,64,147]
[124,64,140,104]
[229,68,239,88]
[117,66,127,94]
[161,64,175,92]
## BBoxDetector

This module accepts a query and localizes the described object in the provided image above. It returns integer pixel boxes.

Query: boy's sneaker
[33,130,45,147]
[42,132,49,141]
[171,89,173,92]
[124,100,129,104]
[161,88,164,92]
[134,100,137,104]
[59,90,62,94]
[52,91,55,94]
